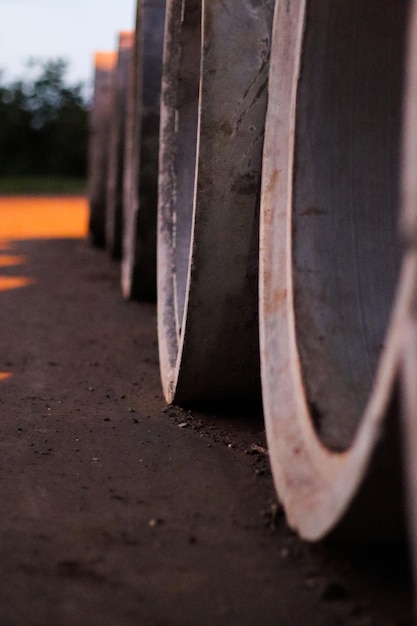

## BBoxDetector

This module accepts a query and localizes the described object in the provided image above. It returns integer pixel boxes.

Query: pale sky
[0,0,136,92]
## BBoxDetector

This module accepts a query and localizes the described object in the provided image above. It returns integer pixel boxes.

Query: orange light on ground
[0,195,88,292]
[0,196,87,381]
[0,276,35,292]
[0,255,27,267]
[0,196,88,240]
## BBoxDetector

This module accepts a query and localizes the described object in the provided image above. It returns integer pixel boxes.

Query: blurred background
[0,0,136,194]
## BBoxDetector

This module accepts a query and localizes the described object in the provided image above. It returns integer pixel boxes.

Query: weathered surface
[260,0,411,540]
[401,0,417,602]
[121,0,166,301]
[158,0,275,406]
[106,31,135,259]
[88,52,117,247]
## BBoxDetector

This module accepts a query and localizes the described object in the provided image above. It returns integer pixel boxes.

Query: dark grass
[0,176,87,196]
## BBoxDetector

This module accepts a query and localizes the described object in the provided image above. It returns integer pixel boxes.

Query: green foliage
[0,59,89,178]
[0,176,86,195]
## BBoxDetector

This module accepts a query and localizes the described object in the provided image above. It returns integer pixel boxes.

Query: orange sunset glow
[0,276,35,292]
[0,196,88,240]
[0,195,88,384]
[0,255,26,267]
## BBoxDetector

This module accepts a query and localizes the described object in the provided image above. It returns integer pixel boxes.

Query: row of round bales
[87,0,417,599]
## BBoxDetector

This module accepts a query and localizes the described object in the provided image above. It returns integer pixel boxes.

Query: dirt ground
[0,196,413,625]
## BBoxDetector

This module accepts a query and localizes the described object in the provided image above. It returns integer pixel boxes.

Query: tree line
[0,59,89,178]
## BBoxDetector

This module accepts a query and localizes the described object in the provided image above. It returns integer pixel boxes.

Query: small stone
[178,422,188,428]
[246,443,269,455]
[148,518,164,528]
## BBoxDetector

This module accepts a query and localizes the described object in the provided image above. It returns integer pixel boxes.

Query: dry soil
[0,197,413,625]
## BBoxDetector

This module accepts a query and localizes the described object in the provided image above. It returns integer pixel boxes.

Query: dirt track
[0,197,413,625]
